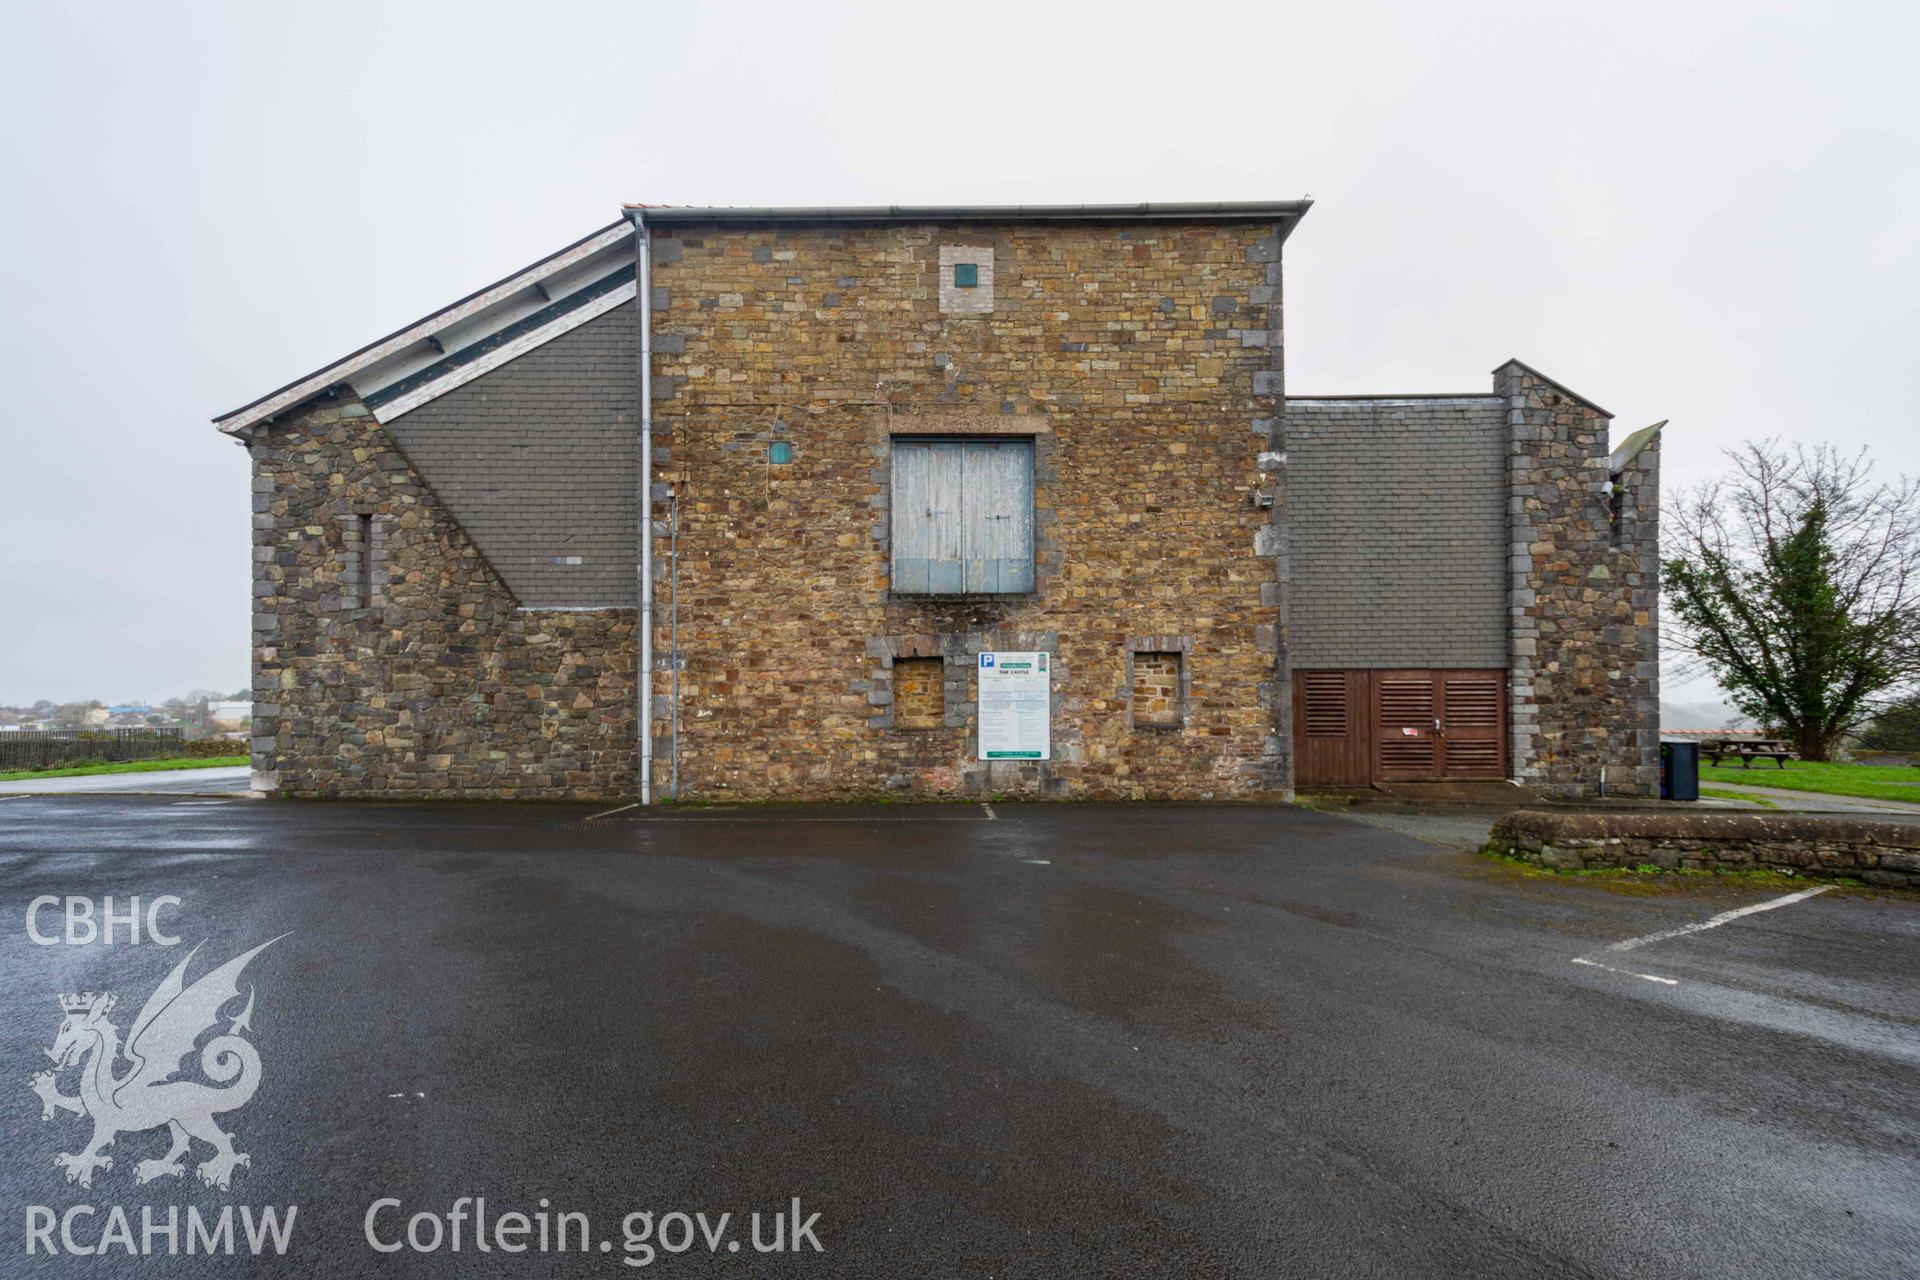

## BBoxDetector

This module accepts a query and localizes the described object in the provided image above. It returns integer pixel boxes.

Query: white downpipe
[636,215,654,805]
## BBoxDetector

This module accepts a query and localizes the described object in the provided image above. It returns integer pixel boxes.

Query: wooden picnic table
[1699,737,1797,768]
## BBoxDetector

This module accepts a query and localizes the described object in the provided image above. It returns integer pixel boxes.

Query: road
[0,798,1914,1277]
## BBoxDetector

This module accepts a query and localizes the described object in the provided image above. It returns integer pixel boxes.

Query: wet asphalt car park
[0,794,1915,1278]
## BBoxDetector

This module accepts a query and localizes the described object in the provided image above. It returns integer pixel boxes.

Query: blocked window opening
[342,513,384,610]
[890,437,1035,594]
[893,657,946,729]
[938,246,993,314]
[1132,651,1184,728]
[357,514,374,600]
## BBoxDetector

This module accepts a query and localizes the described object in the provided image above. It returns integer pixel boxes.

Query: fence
[0,729,234,772]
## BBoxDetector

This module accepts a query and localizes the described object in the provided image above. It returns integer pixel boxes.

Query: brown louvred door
[1375,671,1440,780]
[1294,670,1371,786]
[1372,669,1506,781]
[1298,669,1507,786]
[1437,671,1505,778]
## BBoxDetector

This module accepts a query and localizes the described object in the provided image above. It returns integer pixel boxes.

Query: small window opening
[893,657,945,729]
[357,514,375,607]
[1132,651,1183,728]
[953,262,979,289]
[768,440,793,465]
[1608,472,1625,545]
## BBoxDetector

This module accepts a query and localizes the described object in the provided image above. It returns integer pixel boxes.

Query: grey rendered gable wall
[1287,397,1507,668]
[384,302,638,608]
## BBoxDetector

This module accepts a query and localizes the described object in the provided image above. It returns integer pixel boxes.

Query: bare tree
[50,701,103,730]
[1664,442,1920,760]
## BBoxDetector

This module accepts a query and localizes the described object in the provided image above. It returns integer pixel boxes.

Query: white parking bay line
[981,803,997,820]
[1605,885,1833,954]
[1571,957,1679,986]
[584,802,641,822]
[1572,885,1833,986]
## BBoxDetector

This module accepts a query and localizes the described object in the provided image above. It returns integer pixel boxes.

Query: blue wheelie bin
[1661,739,1700,801]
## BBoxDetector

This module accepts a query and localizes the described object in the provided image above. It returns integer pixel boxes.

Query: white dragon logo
[28,937,284,1191]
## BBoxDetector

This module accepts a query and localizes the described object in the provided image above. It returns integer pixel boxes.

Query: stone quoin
[215,202,1661,801]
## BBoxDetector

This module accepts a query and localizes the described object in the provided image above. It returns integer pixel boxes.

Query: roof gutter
[624,200,1313,227]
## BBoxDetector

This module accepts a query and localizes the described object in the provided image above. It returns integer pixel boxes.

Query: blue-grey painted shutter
[891,443,929,592]
[892,438,1033,594]
[963,440,1033,592]
[1004,442,1035,591]
[961,444,994,592]
[926,442,966,592]
[892,441,965,592]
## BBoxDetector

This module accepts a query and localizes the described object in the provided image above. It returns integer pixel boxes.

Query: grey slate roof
[1288,397,1508,668]
[386,302,638,608]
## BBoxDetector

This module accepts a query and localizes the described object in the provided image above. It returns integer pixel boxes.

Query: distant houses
[0,697,248,737]
[206,701,253,734]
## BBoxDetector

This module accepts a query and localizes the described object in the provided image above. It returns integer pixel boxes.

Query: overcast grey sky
[2,1,1914,705]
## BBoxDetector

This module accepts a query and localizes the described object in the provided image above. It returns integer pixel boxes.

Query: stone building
[215,202,1661,802]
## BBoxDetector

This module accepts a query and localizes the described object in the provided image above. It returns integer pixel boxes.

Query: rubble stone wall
[1500,363,1661,797]
[1492,810,1919,889]
[248,397,636,798]
[238,222,1658,803]
[647,219,1287,799]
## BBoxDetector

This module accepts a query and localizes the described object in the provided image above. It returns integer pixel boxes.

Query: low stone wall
[1490,810,1920,889]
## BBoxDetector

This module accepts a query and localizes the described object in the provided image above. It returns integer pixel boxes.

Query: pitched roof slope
[214,221,636,435]
[214,200,1313,436]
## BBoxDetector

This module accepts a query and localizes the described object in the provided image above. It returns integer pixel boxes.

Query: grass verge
[1699,786,1778,808]
[1478,846,1857,893]
[1697,759,1920,804]
[0,756,248,783]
